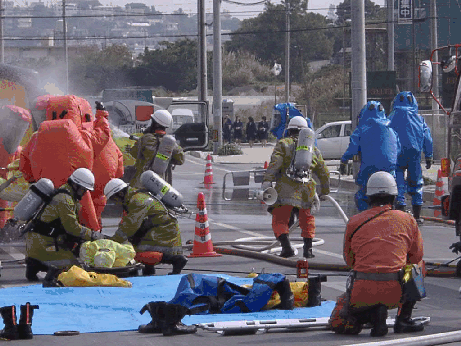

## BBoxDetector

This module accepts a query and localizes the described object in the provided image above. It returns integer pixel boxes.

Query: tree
[69,45,134,95]
[133,39,198,92]
[225,1,334,83]
[335,0,386,25]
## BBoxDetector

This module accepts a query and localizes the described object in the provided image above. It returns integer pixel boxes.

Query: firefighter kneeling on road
[24,168,106,281]
[261,116,330,258]
[330,171,425,337]
[103,178,187,275]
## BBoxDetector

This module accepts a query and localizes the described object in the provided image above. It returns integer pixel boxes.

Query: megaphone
[254,187,278,206]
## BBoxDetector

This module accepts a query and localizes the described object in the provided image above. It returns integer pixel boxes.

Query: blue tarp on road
[0,274,335,334]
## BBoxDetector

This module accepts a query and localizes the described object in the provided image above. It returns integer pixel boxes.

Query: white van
[315,120,352,160]
[171,108,195,131]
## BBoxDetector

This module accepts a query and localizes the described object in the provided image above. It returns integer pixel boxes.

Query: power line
[222,0,266,5]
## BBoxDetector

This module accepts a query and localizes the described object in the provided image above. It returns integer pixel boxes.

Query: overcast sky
[99,0,386,20]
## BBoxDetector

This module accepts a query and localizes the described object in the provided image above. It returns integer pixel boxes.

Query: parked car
[315,120,352,160]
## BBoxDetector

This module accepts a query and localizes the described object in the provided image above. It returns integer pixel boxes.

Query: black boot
[161,254,188,275]
[138,302,164,333]
[142,265,156,276]
[278,234,295,258]
[0,306,18,340]
[395,204,406,211]
[161,304,197,336]
[274,278,294,310]
[307,276,322,307]
[412,205,424,224]
[303,238,315,258]
[370,304,388,337]
[17,303,39,340]
[394,301,424,333]
[25,257,48,282]
[42,266,64,287]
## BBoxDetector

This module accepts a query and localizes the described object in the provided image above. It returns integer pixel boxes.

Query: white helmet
[287,117,308,130]
[69,168,95,191]
[151,110,172,128]
[104,178,128,200]
[366,171,398,196]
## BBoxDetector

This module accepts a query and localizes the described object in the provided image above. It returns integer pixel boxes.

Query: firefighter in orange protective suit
[330,171,425,337]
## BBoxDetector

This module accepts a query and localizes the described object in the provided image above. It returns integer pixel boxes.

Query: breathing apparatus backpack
[145,135,178,177]
[139,170,186,212]
[286,127,315,182]
[15,180,79,249]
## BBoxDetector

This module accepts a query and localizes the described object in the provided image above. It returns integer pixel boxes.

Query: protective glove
[95,101,105,111]
[261,181,272,191]
[339,161,348,175]
[425,158,433,170]
[449,241,461,255]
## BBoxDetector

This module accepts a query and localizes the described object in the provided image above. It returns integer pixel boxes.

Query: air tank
[14,178,55,221]
[140,170,183,208]
[293,127,315,172]
[150,135,177,176]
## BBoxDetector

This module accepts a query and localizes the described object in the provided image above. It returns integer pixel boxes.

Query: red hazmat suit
[0,105,32,227]
[19,96,112,231]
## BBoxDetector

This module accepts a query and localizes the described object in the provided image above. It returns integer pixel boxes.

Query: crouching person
[103,178,187,275]
[329,171,425,337]
[25,168,105,281]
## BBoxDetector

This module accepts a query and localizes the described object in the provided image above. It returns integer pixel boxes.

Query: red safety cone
[433,169,447,217]
[188,192,222,258]
[203,154,215,185]
[264,161,268,169]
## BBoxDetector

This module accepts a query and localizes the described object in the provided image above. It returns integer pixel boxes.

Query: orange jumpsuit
[343,205,424,309]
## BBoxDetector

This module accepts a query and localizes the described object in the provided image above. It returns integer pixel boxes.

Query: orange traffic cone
[188,192,222,258]
[264,161,268,169]
[203,154,215,184]
[433,169,447,217]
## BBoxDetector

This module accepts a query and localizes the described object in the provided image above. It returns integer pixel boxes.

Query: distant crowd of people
[222,115,270,147]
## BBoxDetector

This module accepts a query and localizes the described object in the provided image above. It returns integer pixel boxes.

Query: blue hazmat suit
[388,91,433,207]
[341,101,401,211]
[271,103,313,140]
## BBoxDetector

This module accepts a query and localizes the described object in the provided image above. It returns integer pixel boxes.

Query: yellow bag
[79,239,136,268]
[243,282,309,310]
[57,265,132,288]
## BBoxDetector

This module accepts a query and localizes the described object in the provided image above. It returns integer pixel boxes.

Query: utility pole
[387,0,394,70]
[430,0,439,111]
[213,0,222,154]
[63,0,69,94]
[351,0,367,130]
[0,0,4,64]
[284,0,290,103]
[351,0,367,178]
[197,0,207,117]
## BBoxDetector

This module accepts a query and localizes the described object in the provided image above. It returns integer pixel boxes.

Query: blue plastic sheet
[0,274,335,334]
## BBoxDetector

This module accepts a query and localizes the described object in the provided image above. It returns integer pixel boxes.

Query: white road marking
[210,220,264,238]
[4,247,25,261]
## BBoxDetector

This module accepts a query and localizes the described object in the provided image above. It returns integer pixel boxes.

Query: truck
[102,89,209,151]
